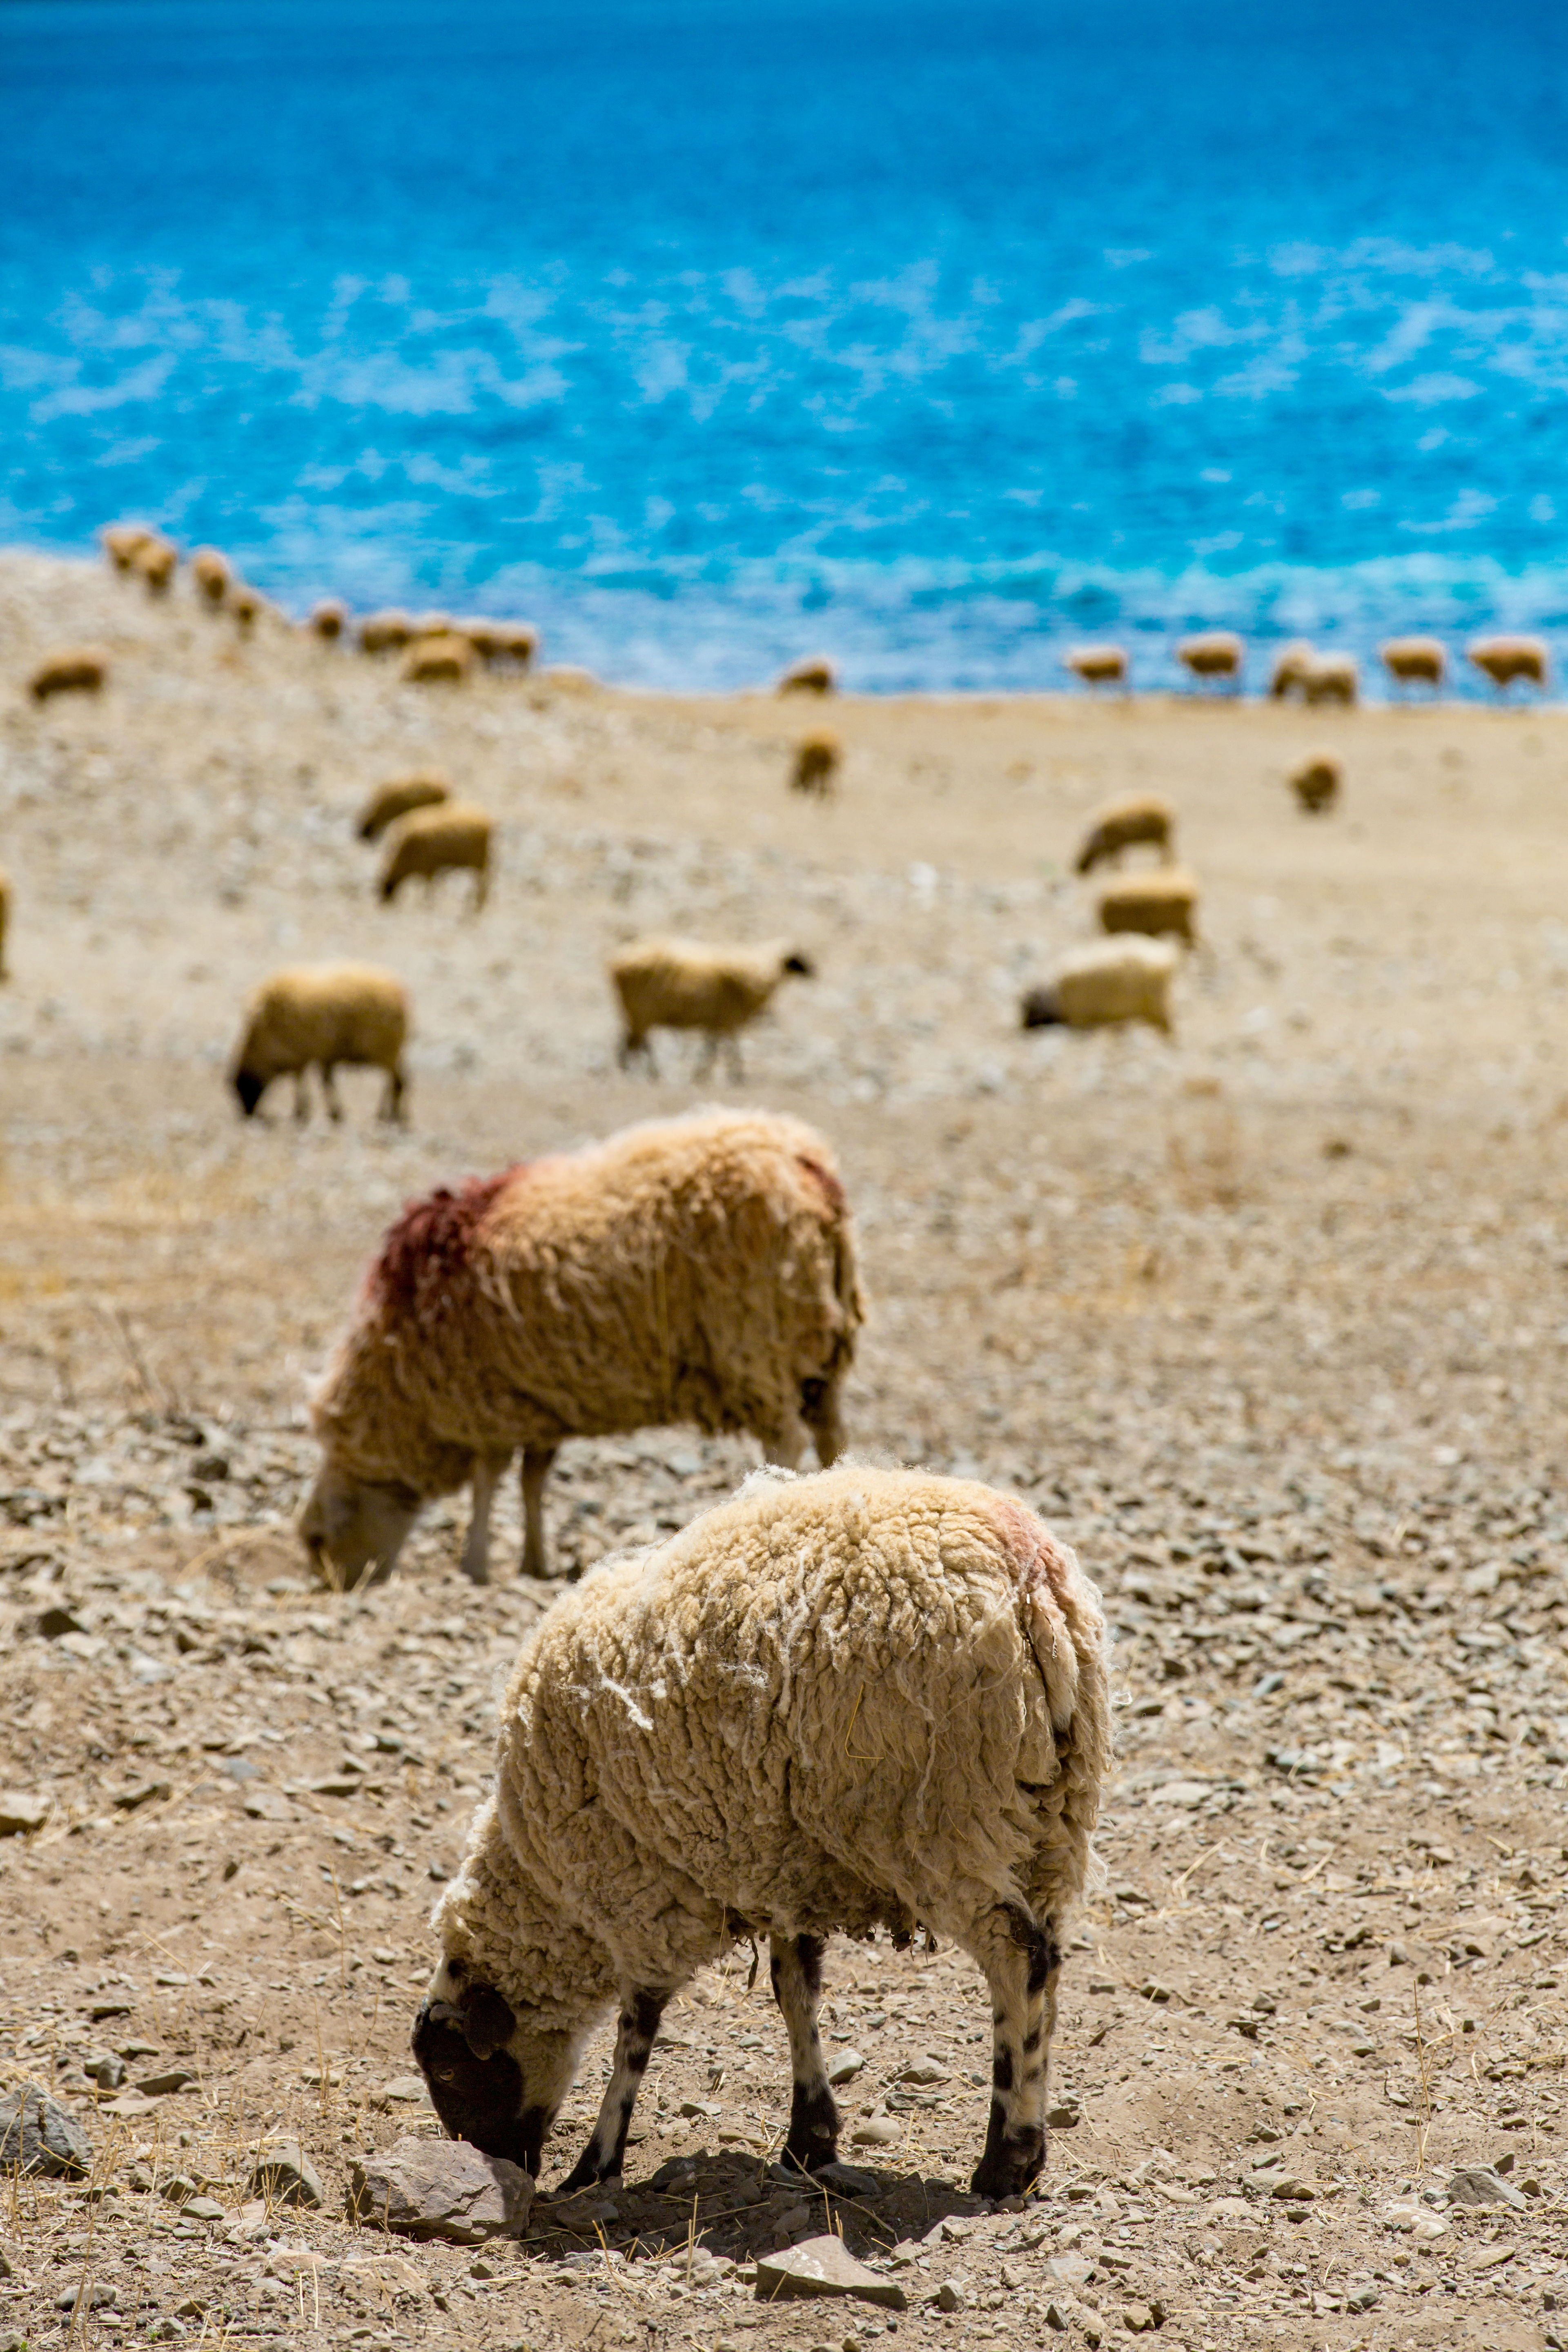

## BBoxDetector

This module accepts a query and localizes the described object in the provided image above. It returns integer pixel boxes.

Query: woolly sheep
[1469,635,1548,691]
[1381,636,1445,690]
[463,620,538,667]
[791,732,841,797]
[189,547,231,606]
[402,633,475,685]
[310,599,349,641]
[1303,652,1357,706]
[0,864,10,982]
[1021,937,1176,1035]
[378,802,492,911]
[1269,640,1314,699]
[102,523,153,573]
[300,1109,864,1588]
[229,962,408,1125]
[1288,750,1341,813]
[1177,630,1243,685]
[130,536,177,595]
[360,610,416,654]
[1063,643,1127,688]
[778,656,836,696]
[1097,868,1199,946]
[412,1463,1109,2201]
[609,936,814,1079]
[1074,793,1174,875]
[357,771,451,843]
[29,646,109,703]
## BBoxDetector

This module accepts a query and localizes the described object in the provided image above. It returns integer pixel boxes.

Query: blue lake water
[5,0,1568,691]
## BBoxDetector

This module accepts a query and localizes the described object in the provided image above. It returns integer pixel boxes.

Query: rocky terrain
[2,550,1568,2352]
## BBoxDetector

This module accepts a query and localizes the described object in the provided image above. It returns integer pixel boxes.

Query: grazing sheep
[300,1109,864,1588]
[1097,867,1199,946]
[610,937,814,1079]
[360,610,416,654]
[1381,636,1445,690]
[378,802,492,911]
[29,646,109,703]
[1303,652,1357,706]
[189,547,231,606]
[310,599,349,641]
[357,772,451,843]
[1074,793,1174,875]
[1269,640,1315,699]
[412,1463,1109,2201]
[1288,750,1341,813]
[791,732,841,797]
[229,962,409,1125]
[778,657,836,696]
[1177,631,1243,686]
[102,523,153,573]
[402,633,475,685]
[130,536,177,595]
[229,584,266,633]
[1021,937,1176,1035]
[1063,643,1128,688]
[463,620,538,667]
[1469,635,1548,692]
[0,864,11,982]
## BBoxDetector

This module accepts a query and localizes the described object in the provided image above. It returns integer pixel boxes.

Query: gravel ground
[2,551,1568,2352]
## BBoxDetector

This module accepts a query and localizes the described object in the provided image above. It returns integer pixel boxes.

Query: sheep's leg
[292,1072,311,1124]
[724,1034,745,1085]
[759,1416,810,1470]
[472,863,489,914]
[802,1377,845,1468]
[970,1901,1059,2201]
[381,1065,407,1123]
[320,1063,344,1123]
[520,1445,557,1579]
[771,1933,837,2173]
[460,1454,509,1586]
[558,1988,667,2190]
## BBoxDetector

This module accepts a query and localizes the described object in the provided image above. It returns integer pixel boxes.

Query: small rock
[896,2058,948,2086]
[55,2283,117,2310]
[1047,2255,1093,2287]
[147,2321,185,2341]
[378,2076,430,2107]
[247,2137,324,2209]
[184,2196,225,2221]
[1448,2165,1528,2211]
[814,2162,881,2198]
[850,2114,902,2148]
[139,2069,197,2097]
[0,1792,49,1837]
[826,2048,865,2085]
[0,2084,92,2177]
[347,2136,532,2243]
[83,2052,126,2089]
[934,2281,965,2312]
[1123,2301,1163,2333]
[755,2236,906,2310]
[36,1604,88,1638]
[112,1780,171,1812]
[1047,2101,1081,2129]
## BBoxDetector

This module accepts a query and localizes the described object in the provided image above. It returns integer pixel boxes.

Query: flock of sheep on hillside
[1063,626,1548,698]
[1,525,1545,2203]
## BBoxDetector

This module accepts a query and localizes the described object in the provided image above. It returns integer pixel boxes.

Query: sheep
[356,771,451,843]
[1073,792,1174,875]
[463,620,538,667]
[229,962,408,1125]
[778,656,836,696]
[1288,750,1341,813]
[229,584,265,633]
[1177,630,1243,686]
[189,547,231,606]
[791,732,841,797]
[1469,635,1548,692]
[130,536,177,595]
[401,633,474,685]
[299,1109,864,1588]
[609,936,814,1079]
[1063,643,1127,688]
[1302,652,1357,706]
[378,802,492,910]
[1269,640,1315,699]
[310,599,349,641]
[29,646,109,703]
[101,523,153,573]
[360,610,416,654]
[0,864,11,982]
[1021,937,1176,1035]
[1097,867,1198,945]
[412,1462,1109,2201]
[1381,636,1445,691]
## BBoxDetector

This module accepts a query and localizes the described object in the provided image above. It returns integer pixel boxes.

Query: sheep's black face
[414,1987,541,2170]
[783,952,815,978]
[1020,986,1062,1031]
[232,1067,266,1117]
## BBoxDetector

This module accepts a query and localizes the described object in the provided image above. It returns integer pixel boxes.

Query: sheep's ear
[458,1981,516,2060]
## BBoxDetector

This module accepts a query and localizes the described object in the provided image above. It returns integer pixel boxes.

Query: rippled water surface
[5,0,1568,687]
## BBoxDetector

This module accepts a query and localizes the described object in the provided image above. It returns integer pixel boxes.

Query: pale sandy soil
[2,551,1568,2352]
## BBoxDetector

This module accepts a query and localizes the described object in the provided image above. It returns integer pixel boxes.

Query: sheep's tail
[987,1496,1114,1818]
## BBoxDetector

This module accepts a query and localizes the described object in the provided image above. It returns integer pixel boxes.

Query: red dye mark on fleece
[793,1151,846,1218]
[369,1165,525,1321]
[984,1495,1074,1606]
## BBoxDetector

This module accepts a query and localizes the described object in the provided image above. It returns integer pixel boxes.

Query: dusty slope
[2,552,1568,2351]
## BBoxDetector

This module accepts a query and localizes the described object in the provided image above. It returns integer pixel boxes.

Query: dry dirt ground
[2,550,1568,2352]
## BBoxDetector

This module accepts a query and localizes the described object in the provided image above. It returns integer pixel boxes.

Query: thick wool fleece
[434,1464,1110,2027]
[234,963,408,1088]
[312,1109,862,1503]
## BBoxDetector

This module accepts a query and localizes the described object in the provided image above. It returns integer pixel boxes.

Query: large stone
[755,2234,907,2310]
[1448,2165,1528,2211]
[347,2136,533,2244]
[0,1793,49,1837]
[247,2137,324,2209]
[0,2084,92,2177]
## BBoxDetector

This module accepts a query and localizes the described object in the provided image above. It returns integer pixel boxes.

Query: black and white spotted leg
[970,1903,1060,2202]
[771,1932,838,2174]
[558,1988,667,2191]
